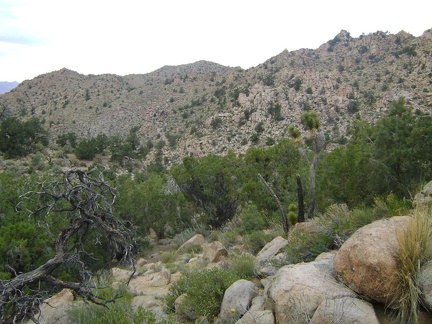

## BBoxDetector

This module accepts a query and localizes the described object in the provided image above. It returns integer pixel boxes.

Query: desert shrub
[243,230,275,255]
[68,286,167,323]
[186,244,203,255]
[284,227,333,264]
[160,250,178,264]
[164,268,239,319]
[239,204,266,234]
[392,208,432,323]
[229,254,256,280]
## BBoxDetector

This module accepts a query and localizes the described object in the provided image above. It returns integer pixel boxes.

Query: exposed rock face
[1,30,431,166]
[255,236,288,275]
[35,289,74,324]
[334,216,411,305]
[268,252,357,323]
[310,297,379,323]
[202,241,228,263]
[413,180,432,210]
[219,279,257,321]
[176,233,206,253]
[419,260,432,311]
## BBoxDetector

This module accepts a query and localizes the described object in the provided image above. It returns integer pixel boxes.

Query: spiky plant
[393,207,432,323]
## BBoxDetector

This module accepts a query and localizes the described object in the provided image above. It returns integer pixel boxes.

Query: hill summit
[1,28,431,165]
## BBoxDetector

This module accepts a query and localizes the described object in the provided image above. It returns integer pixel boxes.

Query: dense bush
[164,268,239,319]
[0,117,48,158]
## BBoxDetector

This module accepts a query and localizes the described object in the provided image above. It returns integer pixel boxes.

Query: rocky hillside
[1,29,431,165]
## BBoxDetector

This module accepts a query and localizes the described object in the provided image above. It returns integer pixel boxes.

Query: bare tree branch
[0,167,137,323]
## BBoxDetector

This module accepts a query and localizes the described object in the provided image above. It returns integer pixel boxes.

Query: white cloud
[0,0,431,82]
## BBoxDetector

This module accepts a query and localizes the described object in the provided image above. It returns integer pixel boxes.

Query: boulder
[268,252,356,323]
[236,310,275,324]
[413,180,432,210]
[36,289,74,324]
[176,234,206,253]
[111,267,134,282]
[255,236,288,275]
[219,279,257,321]
[419,260,432,311]
[310,297,379,323]
[203,241,228,263]
[175,294,197,321]
[334,216,411,305]
[148,268,171,287]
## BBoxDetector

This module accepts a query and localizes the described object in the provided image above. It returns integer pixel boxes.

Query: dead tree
[258,173,289,235]
[296,174,305,223]
[0,167,137,323]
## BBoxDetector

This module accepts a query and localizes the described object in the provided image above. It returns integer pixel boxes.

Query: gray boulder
[219,279,257,321]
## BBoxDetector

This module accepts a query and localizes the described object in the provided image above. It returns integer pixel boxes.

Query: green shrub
[229,254,256,280]
[164,268,238,319]
[68,287,166,323]
[243,230,274,255]
[160,250,178,264]
[239,204,266,234]
[284,227,333,264]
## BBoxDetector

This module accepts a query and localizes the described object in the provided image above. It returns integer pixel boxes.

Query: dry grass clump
[394,207,432,323]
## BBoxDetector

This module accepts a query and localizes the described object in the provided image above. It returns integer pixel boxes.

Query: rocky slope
[1,29,431,165]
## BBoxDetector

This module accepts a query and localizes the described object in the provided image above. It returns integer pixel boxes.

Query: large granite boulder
[268,252,357,323]
[334,216,411,305]
[219,279,257,321]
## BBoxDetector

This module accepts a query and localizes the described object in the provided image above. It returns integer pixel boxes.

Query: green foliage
[229,254,256,280]
[284,227,333,263]
[0,173,59,279]
[116,173,189,240]
[165,268,239,319]
[243,230,275,255]
[302,111,321,131]
[319,97,432,208]
[239,204,266,234]
[172,153,241,229]
[56,132,78,148]
[240,138,301,219]
[0,117,48,158]
[68,287,164,323]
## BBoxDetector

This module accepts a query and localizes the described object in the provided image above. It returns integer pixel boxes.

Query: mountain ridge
[1,28,431,166]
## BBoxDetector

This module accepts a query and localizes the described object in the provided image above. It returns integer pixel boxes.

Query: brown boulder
[202,241,228,263]
[334,216,411,305]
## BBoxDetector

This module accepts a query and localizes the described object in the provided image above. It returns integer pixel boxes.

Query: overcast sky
[1,0,431,82]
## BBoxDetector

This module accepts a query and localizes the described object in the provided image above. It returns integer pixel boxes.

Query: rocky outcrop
[34,289,74,324]
[268,252,358,323]
[202,241,228,263]
[413,180,432,210]
[255,236,288,276]
[219,279,257,321]
[176,233,206,253]
[334,216,411,305]
[310,297,379,323]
